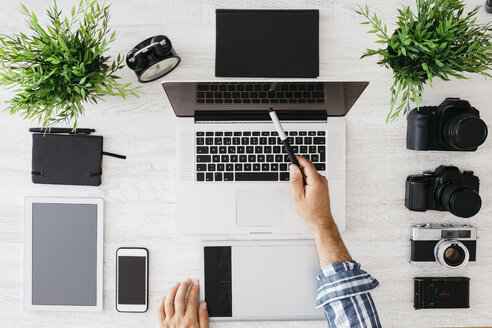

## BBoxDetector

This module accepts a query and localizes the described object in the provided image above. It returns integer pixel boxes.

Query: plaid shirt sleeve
[316,261,381,327]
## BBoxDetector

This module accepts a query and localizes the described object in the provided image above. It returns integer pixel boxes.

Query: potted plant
[356,0,491,121]
[0,0,139,129]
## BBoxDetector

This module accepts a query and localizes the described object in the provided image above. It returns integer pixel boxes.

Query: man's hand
[290,156,352,267]
[158,280,209,328]
[289,156,333,230]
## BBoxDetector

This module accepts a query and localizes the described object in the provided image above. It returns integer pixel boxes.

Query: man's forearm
[312,218,381,327]
[311,219,352,267]
[288,158,380,327]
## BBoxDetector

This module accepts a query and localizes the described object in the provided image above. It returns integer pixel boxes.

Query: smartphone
[116,247,149,312]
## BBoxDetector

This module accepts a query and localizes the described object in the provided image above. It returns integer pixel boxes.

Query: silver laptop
[162,80,368,234]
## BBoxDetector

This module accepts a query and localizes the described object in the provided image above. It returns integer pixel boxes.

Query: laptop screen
[162,81,368,118]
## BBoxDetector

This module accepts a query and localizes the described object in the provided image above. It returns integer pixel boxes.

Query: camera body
[414,277,470,309]
[405,165,481,218]
[410,223,477,269]
[407,98,487,151]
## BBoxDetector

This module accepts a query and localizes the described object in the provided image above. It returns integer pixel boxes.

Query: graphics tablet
[200,240,324,321]
[24,197,103,311]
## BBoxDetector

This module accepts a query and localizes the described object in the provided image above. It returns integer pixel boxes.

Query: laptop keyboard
[196,131,326,182]
[196,82,325,104]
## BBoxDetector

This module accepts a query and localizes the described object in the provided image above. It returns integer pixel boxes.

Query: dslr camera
[407,98,488,151]
[414,277,470,309]
[405,165,481,218]
[410,223,477,269]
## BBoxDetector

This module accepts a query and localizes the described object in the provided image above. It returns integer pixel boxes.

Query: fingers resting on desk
[159,280,209,328]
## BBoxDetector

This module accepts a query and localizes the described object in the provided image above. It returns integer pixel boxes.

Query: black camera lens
[444,114,488,150]
[440,183,481,218]
[451,188,481,218]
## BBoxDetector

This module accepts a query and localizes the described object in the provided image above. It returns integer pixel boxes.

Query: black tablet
[216,9,319,78]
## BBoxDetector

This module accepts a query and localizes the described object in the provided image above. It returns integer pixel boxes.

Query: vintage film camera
[414,277,470,309]
[410,223,477,269]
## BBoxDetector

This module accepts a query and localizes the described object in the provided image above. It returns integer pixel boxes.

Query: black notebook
[31,128,125,186]
[215,9,319,78]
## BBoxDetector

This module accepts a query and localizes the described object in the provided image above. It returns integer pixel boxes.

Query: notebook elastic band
[102,152,126,160]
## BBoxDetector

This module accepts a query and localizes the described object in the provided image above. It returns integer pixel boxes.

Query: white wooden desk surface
[1,0,491,327]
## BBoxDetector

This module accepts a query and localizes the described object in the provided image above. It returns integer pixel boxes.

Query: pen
[29,128,95,134]
[268,108,305,179]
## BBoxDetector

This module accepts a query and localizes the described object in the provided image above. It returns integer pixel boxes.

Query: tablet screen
[31,203,98,306]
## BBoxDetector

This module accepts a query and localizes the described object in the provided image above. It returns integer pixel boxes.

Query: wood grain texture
[0,0,491,327]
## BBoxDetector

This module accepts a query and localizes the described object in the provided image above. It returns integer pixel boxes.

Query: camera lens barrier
[449,187,481,218]
[445,115,488,150]
[434,240,469,269]
[440,182,482,218]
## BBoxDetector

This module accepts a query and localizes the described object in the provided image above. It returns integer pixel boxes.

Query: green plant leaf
[355,0,492,122]
[0,0,141,129]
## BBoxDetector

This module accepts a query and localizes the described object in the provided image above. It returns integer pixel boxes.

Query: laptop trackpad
[236,190,285,227]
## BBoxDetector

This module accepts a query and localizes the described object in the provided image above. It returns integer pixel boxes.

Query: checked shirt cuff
[316,261,379,309]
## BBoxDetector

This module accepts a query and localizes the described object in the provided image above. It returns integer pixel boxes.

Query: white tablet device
[24,197,104,312]
[200,240,324,321]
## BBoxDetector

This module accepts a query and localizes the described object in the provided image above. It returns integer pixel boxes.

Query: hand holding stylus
[289,156,332,229]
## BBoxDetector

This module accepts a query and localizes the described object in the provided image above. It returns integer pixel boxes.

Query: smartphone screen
[116,248,148,312]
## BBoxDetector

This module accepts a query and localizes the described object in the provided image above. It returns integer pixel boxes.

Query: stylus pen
[268,108,305,179]
[29,127,95,134]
